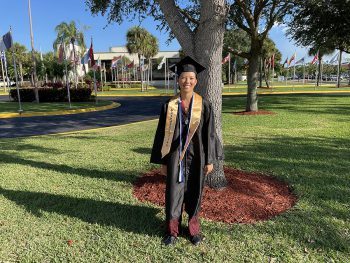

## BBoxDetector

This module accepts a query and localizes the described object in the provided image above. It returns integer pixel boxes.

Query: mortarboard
[169,56,206,76]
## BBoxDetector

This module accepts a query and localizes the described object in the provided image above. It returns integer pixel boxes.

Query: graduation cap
[169,56,206,76]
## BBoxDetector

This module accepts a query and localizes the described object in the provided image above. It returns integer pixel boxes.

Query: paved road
[0,96,168,138]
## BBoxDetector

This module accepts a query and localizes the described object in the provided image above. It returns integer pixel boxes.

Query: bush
[10,87,93,102]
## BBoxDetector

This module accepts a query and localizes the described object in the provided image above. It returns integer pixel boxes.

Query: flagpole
[9,28,23,112]
[164,58,167,93]
[320,59,323,86]
[28,0,39,103]
[228,53,231,86]
[337,50,342,88]
[174,66,177,94]
[303,62,305,84]
[122,56,125,88]
[62,41,71,108]
[0,53,6,92]
[271,55,274,88]
[4,52,11,94]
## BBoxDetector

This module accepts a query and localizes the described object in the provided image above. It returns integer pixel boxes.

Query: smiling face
[178,72,197,93]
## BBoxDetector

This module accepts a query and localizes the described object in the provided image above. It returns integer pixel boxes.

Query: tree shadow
[132,147,151,155]
[0,151,138,183]
[222,135,350,252]
[0,187,163,237]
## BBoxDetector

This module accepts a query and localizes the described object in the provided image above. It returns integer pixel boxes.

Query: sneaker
[162,235,178,246]
[190,234,205,246]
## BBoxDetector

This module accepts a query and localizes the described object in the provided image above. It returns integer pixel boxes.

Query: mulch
[232,110,276,115]
[133,167,297,224]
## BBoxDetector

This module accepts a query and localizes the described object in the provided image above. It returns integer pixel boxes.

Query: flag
[81,50,90,64]
[93,56,101,70]
[89,42,95,67]
[329,52,339,64]
[311,52,318,65]
[0,31,13,51]
[127,61,134,69]
[288,53,296,66]
[295,57,305,65]
[222,53,230,64]
[282,57,288,67]
[157,56,166,70]
[0,51,7,68]
[111,56,121,68]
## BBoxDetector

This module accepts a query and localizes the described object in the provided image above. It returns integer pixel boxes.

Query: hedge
[10,87,93,102]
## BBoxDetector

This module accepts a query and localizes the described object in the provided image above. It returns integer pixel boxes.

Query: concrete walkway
[0,96,168,138]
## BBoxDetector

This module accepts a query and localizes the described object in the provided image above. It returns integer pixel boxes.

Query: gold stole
[161,92,203,163]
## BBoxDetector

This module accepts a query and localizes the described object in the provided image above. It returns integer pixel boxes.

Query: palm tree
[143,34,159,90]
[53,21,86,88]
[308,45,334,86]
[126,26,151,92]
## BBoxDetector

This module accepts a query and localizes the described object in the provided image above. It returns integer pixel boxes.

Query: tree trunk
[193,1,227,189]
[264,65,270,88]
[19,62,24,86]
[337,50,342,88]
[71,40,78,89]
[157,0,228,189]
[316,57,322,86]
[139,54,143,92]
[259,57,263,87]
[246,55,259,111]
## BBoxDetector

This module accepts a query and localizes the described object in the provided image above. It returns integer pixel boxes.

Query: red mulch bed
[133,167,297,224]
[233,110,276,115]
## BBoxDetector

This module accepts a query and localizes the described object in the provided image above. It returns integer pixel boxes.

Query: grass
[0,94,349,261]
[97,82,350,96]
[0,100,113,114]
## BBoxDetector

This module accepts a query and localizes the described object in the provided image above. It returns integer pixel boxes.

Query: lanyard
[178,95,193,183]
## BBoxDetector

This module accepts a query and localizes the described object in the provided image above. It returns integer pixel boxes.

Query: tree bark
[246,54,259,112]
[194,0,228,189]
[19,63,24,86]
[337,50,342,88]
[316,57,322,86]
[264,66,270,88]
[157,0,228,189]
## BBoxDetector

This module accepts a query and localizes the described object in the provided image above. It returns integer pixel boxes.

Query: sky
[0,0,347,62]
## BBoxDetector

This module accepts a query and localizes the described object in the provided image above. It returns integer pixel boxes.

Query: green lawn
[0,100,112,114]
[0,94,349,261]
[97,82,350,96]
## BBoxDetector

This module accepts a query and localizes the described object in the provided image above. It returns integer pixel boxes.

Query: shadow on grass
[223,135,350,253]
[0,188,163,237]
[0,152,137,183]
[224,136,350,203]
[223,94,350,116]
[132,147,151,155]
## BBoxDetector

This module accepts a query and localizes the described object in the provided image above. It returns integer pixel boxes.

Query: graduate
[150,56,223,246]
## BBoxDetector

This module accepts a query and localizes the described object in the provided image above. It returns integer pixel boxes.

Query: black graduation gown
[150,97,222,221]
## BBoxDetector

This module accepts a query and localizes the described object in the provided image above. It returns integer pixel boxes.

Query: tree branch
[176,5,199,26]
[235,0,256,32]
[156,0,195,56]
[228,46,250,59]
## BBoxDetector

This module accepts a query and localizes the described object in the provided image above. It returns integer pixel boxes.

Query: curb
[27,119,158,138]
[0,101,120,119]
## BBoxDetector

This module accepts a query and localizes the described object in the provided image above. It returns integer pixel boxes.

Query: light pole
[28,0,39,102]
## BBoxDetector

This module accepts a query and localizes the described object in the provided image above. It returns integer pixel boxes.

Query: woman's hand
[160,164,167,176]
[204,164,214,175]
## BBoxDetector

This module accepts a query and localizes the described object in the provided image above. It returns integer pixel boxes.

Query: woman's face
[178,72,197,92]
